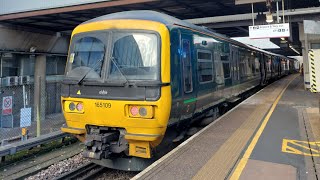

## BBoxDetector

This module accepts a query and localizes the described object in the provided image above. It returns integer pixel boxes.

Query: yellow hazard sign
[282,139,320,156]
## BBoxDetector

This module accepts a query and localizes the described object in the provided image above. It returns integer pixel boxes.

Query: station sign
[2,96,13,115]
[249,23,290,39]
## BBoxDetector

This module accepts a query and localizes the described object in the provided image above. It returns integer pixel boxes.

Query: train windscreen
[109,32,159,81]
[65,31,160,82]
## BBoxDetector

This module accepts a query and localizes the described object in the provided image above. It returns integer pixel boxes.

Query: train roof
[82,10,293,60]
[83,10,229,38]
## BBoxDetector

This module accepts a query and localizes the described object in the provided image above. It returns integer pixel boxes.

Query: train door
[230,45,240,85]
[180,33,196,120]
[259,53,266,85]
[266,55,272,80]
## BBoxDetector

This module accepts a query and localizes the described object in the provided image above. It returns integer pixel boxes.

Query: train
[61,10,297,171]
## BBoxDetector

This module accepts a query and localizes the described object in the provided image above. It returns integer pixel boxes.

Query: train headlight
[69,102,76,111]
[128,105,154,119]
[130,106,139,116]
[64,101,84,113]
[139,107,147,117]
[76,103,84,111]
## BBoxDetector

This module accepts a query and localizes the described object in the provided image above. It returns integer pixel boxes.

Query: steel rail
[54,162,105,180]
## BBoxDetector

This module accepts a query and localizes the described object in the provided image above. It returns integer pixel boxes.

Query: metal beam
[175,0,210,17]
[0,22,59,35]
[186,7,320,25]
[235,26,249,33]
[0,0,159,21]
[201,14,320,29]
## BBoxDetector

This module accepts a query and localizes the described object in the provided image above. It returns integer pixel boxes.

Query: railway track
[54,162,105,180]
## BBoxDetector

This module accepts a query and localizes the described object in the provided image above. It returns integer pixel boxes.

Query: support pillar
[34,55,46,137]
[303,33,310,89]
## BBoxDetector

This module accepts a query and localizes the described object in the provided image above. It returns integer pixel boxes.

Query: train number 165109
[95,102,111,108]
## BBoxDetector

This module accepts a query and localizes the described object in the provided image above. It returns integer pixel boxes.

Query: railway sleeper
[83,126,128,160]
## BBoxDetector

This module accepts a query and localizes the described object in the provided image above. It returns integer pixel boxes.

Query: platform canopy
[0,0,319,56]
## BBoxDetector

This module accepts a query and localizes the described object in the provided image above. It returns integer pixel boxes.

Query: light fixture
[289,44,300,55]
[281,38,285,40]
[29,46,37,53]
[266,13,273,23]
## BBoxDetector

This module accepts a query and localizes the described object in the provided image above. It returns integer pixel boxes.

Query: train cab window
[197,50,213,83]
[67,36,105,79]
[110,32,159,81]
[182,39,193,93]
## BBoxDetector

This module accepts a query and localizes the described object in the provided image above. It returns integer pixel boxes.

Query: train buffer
[133,74,320,180]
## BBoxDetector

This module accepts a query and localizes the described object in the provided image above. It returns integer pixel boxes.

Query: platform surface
[133,75,320,180]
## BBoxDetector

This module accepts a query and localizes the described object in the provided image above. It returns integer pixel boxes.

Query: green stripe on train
[184,98,197,104]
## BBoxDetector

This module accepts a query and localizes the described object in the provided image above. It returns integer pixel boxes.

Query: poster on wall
[2,96,13,115]
[20,108,32,128]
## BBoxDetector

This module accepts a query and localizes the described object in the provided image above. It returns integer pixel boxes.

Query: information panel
[249,23,290,39]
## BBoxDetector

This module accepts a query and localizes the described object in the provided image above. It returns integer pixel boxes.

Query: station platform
[133,74,320,180]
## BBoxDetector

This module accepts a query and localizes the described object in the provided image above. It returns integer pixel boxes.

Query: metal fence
[0,77,64,145]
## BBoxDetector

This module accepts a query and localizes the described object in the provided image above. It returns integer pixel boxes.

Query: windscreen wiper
[77,58,104,85]
[110,57,130,86]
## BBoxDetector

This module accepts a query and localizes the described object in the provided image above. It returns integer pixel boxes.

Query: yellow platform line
[230,75,298,180]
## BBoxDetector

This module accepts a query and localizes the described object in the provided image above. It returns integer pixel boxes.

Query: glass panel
[221,55,229,61]
[197,51,213,83]
[18,55,35,76]
[47,56,66,75]
[255,57,260,73]
[223,63,230,78]
[198,52,212,60]
[198,62,213,82]
[311,43,320,49]
[266,57,272,72]
[182,39,193,93]
[67,36,105,79]
[1,53,19,77]
[250,55,255,75]
[109,32,159,80]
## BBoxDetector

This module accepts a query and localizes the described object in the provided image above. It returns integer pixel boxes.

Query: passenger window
[255,57,260,74]
[266,57,272,72]
[214,52,224,85]
[197,50,213,83]
[222,63,231,78]
[182,39,193,93]
[250,54,255,75]
[221,55,231,79]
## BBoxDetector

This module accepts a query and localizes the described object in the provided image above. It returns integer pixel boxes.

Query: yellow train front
[61,12,172,170]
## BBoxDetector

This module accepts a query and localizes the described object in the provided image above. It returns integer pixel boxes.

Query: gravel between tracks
[25,153,137,180]
[25,153,90,180]
[96,170,137,180]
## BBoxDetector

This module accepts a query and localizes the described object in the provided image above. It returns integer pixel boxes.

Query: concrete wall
[0,25,69,54]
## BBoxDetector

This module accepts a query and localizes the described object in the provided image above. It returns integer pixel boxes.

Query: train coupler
[83,128,129,159]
